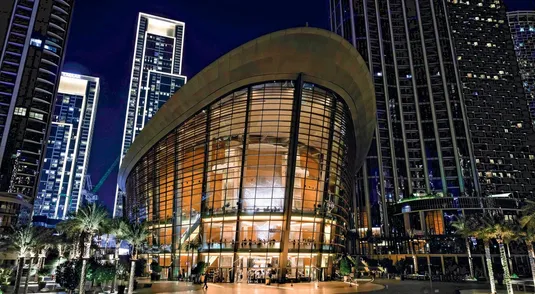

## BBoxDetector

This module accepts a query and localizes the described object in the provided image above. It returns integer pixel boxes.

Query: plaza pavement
[133,279,509,294]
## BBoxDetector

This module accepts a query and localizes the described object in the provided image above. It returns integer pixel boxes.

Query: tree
[451,215,475,278]
[472,214,497,294]
[56,260,80,294]
[486,214,515,294]
[10,226,48,294]
[339,257,351,276]
[104,218,126,293]
[121,222,149,294]
[520,199,535,289]
[58,203,109,294]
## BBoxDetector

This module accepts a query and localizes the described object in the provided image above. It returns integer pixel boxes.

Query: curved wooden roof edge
[118,27,376,190]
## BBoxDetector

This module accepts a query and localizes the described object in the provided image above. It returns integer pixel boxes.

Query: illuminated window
[14,107,26,116]
[30,38,42,47]
[44,45,57,53]
[29,112,44,121]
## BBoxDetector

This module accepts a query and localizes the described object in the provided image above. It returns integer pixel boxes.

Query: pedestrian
[203,274,208,290]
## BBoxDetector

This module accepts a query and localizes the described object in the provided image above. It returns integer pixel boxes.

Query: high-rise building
[114,13,187,217]
[0,0,74,227]
[33,72,99,226]
[330,0,533,274]
[507,11,535,122]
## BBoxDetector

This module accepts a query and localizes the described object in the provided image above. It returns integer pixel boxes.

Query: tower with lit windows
[330,0,534,275]
[114,13,187,217]
[33,73,99,226]
[0,0,75,227]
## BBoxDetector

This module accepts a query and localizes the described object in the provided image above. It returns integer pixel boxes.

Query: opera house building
[118,28,376,282]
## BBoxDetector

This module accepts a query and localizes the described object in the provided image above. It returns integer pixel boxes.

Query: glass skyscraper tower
[330,0,534,275]
[0,0,74,227]
[507,11,535,122]
[114,13,187,217]
[34,73,99,225]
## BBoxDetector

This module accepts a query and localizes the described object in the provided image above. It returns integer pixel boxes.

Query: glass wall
[125,80,356,282]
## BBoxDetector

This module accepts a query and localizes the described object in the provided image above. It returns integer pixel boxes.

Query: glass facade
[125,80,356,282]
[507,11,535,123]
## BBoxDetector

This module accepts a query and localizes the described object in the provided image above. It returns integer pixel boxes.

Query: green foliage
[58,203,109,236]
[38,266,52,278]
[191,261,206,275]
[56,261,80,291]
[0,267,12,286]
[121,222,149,258]
[93,263,116,283]
[339,257,351,276]
[150,261,162,273]
[135,258,147,277]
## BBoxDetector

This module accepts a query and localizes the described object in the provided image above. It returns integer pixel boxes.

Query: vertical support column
[232,86,251,282]
[200,107,211,264]
[317,98,337,280]
[440,255,446,275]
[280,74,304,283]
[171,130,179,280]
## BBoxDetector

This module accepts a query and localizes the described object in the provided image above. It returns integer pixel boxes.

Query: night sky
[62,0,535,212]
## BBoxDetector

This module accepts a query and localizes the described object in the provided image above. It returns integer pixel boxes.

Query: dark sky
[62,0,535,212]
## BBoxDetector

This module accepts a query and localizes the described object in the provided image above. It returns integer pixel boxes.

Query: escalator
[180,214,201,245]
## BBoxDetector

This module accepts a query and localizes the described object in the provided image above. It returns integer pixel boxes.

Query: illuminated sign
[62,72,81,79]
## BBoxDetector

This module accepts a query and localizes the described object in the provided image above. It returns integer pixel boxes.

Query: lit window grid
[125,81,355,279]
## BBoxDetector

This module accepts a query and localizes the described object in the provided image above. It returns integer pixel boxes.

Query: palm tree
[122,222,149,294]
[10,226,48,294]
[59,203,109,294]
[520,199,535,288]
[451,215,475,278]
[106,218,126,293]
[490,220,516,294]
[472,214,497,294]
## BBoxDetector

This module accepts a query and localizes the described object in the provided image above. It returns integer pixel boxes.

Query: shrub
[56,261,80,291]
[340,257,351,276]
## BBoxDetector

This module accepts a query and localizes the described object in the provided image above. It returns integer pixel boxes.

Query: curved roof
[118,27,376,190]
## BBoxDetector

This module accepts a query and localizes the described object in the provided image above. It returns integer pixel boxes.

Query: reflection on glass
[126,81,355,282]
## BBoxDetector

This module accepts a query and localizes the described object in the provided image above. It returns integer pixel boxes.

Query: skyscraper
[114,13,187,218]
[507,11,535,122]
[33,72,99,226]
[330,0,533,272]
[0,0,74,227]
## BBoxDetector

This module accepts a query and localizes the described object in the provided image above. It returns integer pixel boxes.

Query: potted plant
[150,261,162,281]
[116,261,127,294]
[340,257,351,282]
[37,266,51,290]
[0,267,12,293]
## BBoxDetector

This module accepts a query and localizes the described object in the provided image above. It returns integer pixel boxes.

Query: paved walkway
[134,281,383,293]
